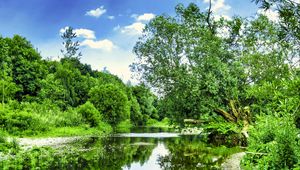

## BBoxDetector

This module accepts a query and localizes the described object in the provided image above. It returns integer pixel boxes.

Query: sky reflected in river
[123,142,169,170]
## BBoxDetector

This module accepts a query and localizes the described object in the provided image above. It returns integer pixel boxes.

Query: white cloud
[257,9,279,22]
[59,27,96,39]
[203,0,231,21]
[204,0,231,13]
[131,14,138,19]
[121,22,145,36]
[81,39,115,51]
[136,13,155,22]
[108,15,115,20]
[118,13,155,36]
[86,6,106,18]
[59,26,69,35]
[113,25,121,31]
[59,26,115,51]
[74,28,96,39]
[81,46,138,84]
[214,14,231,21]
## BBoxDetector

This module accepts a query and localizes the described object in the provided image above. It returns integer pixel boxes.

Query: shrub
[146,118,158,126]
[77,102,101,127]
[89,84,130,127]
[57,108,83,127]
[242,114,300,169]
[115,119,132,132]
[97,121,113,134]
[0,130,7,144]
[129,96,144,126]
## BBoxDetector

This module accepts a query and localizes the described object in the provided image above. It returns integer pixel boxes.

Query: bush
[115,119,132,132]
[77,102,101,127]
[129,96,144,126]
[97,121,113,134]
[0,130,7,146]
[146,118,158,126]
[57,108,83,127]
[89,84,130,127]
[0,102,84,136]
[242,114,300,169]
[5,111,42,135]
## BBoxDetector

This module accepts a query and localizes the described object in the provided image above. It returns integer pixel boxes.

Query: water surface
[74,127,240,170]
[1,127,240,170]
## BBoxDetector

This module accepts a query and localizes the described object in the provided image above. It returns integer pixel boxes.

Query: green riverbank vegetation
[0,28,164,138]
[131,1,300,169]
[1,0,300,169]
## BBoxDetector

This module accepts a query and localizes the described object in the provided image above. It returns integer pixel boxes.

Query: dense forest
[1,0,300,169]
[0,27,163,136]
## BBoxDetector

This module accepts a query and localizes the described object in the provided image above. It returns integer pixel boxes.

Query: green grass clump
[146,117,170,128]
[242,114,300,169]
[115,119,133,133]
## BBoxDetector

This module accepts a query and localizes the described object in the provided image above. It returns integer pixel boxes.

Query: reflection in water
[117,132,179,138]
[123,142,169,170]
[0,128,241,170]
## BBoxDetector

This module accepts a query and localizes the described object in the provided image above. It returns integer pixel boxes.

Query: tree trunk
[214,100,251,139]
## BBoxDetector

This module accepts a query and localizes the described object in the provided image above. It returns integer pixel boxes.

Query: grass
[115,119,133,133]
[20,122,113,138]
[146,118,171,128]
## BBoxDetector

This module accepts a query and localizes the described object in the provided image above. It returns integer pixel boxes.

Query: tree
[89,84,130,126]
[54,62,82,107]
[129,96,143,126]
[60,27,82,59]
[131,3,244,125]
[38,73,67,108]
[253,0,299,69]
[4,35,46,101]
[0,38,19,105]
[131,84,158,120]
[77,101,101,127]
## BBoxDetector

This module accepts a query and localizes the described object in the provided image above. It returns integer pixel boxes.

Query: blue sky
[0,0,259,82]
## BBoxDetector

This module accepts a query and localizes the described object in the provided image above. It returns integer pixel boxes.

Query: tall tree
[61,27,82,59]
[253,0,300,68]
[4,35,46,101]
[89,84,130,127]
[131,3,244,124]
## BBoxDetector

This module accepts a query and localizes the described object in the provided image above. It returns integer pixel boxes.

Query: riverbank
[1,126,246,169]
[17,136,81,149]
[221,152,246,170]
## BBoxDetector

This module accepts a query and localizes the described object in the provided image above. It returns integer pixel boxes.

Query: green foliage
[38,74,66,107]
[159,136,242,169]
[129,96,144,126]
[115,119,133,133]
[33,125,111,137]
[205,120,241,135]
[77,101,101,127]
[60,27,82,59]
[246,77,300,120]
[242,114,300,169]
[0,101,85,136]
[146,117,170,128]
[1,147,61,169]
[4,35,47,101]
[0,130,6,144]
[131,85,158,120]
[131,3,244,125]
[0,130,20,154]
[89,84,130,127]
[55,62,82,107]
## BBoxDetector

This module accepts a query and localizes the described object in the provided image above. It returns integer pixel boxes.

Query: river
[2,127,241,169]
[68,127,240,169]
